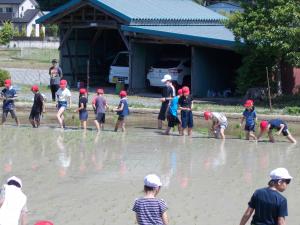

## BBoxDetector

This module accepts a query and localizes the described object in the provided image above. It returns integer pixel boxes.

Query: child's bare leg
[15,116,20,126]
[121,121,126,132]
[158,119,163,129]
[165,127,171,135]
[287,133,297,144]
[245,131,250,140]
[100,123,104,130]
[94,120,100,132]
[57,108,65,128]
[188,128,192,136]
[83,121,87,130]
[220,128,226,139]
[114,121,120,132]
[268,132,275,142]
[177,124,182,134]
[180,128,186,136]
[249,131,257,140]
[29,119,35,128]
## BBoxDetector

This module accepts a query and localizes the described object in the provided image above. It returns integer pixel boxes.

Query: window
[153,60,181,68]
[0,8,3,13]
[6,8,13,13]
[21,6,24,11]
[113,53,129,67]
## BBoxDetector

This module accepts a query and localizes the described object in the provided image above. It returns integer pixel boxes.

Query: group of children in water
[0,75,297,143]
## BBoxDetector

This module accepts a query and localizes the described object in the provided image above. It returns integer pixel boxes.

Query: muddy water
[0,126,299,225]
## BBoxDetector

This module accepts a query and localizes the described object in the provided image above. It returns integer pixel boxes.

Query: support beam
[66,40,76,84]
[60,21,118,29]
[59,27,73,50]
[118,27,129,50]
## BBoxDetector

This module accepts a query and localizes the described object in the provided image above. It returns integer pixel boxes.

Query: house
[207,1,244,15]
[0,0,43,37]
[37,0,242,97]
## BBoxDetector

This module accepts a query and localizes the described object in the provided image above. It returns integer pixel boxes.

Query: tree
[226,0,300,95]
[0,21,14,45]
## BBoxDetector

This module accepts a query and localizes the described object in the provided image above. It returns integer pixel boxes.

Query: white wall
[26,14,41,37]
[19,0,35,17]
[9,40,59,49]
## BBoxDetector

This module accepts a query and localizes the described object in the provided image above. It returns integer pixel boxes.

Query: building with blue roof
[37,0,241,97]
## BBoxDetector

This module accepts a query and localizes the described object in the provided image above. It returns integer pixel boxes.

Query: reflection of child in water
[57,135,71,177]
[133,174,169,225]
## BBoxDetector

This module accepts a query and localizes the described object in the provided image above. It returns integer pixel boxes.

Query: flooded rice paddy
[0,115,300,225]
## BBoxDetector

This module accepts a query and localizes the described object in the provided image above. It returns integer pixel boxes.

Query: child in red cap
[29,85,45,128]
[258,119,297,143]
[240,99,257,140]
[92,88,108,132]
[114,90,129,132]
[75,88,88,130]
[55,80,72,129]
[0,79,19,126]
[178,86,193,136]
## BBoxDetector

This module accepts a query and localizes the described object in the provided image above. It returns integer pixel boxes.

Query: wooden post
[87,59,90,99]
[266,67,273,112]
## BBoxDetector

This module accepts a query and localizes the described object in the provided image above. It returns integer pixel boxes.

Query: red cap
[204,111,212,120]
[31,85,39,92]
[182,86,190,95]
[60,80,67,88]
[177,89,183,95]
[119,90,127,97]
[34,221,54,225]
[4,79,11,87]
[244,99,254,107]
[260,120,269,130]
[97,88,104,94]
[79,88,87,94]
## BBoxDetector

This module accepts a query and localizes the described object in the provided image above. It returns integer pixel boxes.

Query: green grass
[0,48,59,69]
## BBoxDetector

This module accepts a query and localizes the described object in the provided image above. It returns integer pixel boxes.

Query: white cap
[7,176,22,188]
[270,168,293,180]
[144,174,162,188]
[161,74,172,83]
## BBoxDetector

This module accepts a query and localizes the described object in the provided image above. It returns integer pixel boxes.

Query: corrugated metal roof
[121,25,236,48]
[37,0,226,24]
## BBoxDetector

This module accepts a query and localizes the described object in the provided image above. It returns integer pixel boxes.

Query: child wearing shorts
[0,79,19,126]
[239,168,292,225]
[75,88,88,130]
[55,80,72,129]
[29,85,45,128]
[92,89,108,132]
[258,119,297,143]
[114,91,129,132]
[240,99,257,140]
[132,174,169,225]
[165,89,182,135]
[204,111,228,139]
[178,86,193,136]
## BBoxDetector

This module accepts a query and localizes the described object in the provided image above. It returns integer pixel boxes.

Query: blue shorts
[245,124,255,132]
[79,111,88,121]
[181,110,193,128]
[58,101,67,109]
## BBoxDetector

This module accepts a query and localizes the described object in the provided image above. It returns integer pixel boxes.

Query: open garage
[37,0,241,97]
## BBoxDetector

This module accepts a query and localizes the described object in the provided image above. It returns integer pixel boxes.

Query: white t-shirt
[212,112,227,123]
[0,185,27,225]
[56,88,71,102]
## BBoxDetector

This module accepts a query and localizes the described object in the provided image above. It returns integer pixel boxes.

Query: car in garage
[108,51,129,85]
[146,58,191,88]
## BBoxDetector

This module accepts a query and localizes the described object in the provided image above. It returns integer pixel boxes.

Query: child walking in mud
[114,91,129,132]
[29,85,45,128]
[239,168,292,225]
[258,119,297,143]
[204,111,228,139]
[75,88,88,130]
[92,89,108,132]
[165,89,182,135]
[0,79,20,126]
[178,86,193,136]
[240,99,257,140]
[133,174,169,225]
[56,80,72,129]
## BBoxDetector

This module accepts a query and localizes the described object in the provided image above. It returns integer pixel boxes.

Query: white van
[108,51,129,85]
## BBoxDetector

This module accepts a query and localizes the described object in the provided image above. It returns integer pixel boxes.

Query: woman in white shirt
[55,80,72,129]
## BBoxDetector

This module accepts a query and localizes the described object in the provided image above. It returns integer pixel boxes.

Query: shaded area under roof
[37,0,226,24]
[121,25,236,48]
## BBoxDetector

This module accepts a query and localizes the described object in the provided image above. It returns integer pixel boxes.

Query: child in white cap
[0,176,28,225]
[239,168,292,225]
[133,174,169,225]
